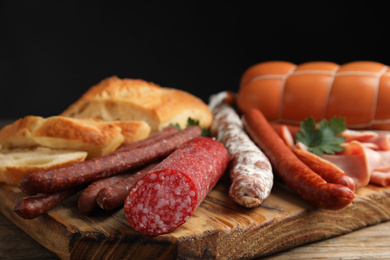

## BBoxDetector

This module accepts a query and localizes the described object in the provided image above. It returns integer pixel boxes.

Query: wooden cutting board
[1,177,390,260]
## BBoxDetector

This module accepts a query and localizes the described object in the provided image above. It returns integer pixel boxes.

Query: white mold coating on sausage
[210,93,274,208]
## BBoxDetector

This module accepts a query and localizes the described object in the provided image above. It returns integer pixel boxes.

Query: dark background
[0,1,388,119]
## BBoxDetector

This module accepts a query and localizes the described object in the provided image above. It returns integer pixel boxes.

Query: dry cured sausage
[96,163,157,211]
[19,126,202,194]
[210,92,273,208]
[116,126,179,151]
[124,137,229,235]
[77,172,135,215]
[13,187,80,219]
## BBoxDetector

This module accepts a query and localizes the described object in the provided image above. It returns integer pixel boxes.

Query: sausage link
[124,137,229,235]
[116,126,179,151]
[78,127,180,215]
[210,92,273,208]
[19,126,202,194]
[77,171,135,215]
[242,108,355,210]
[96,163,157,211]
[13,187,80,219]
[293,148,356,191]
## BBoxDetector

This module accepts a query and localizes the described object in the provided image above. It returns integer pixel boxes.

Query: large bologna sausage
[124,137,229,235]
[237,61,390,130]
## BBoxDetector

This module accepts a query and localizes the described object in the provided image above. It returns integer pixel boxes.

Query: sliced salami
[124,137,229,235]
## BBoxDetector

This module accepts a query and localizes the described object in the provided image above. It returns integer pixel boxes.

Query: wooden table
[1,119,390,259]
[1,212,390,259]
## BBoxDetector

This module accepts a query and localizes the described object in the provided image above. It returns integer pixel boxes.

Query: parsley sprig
[295,117,346,156]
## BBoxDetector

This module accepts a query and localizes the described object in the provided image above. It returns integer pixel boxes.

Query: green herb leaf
[295,117,346,156]
[170,123,182,131]
[186,118,199,127]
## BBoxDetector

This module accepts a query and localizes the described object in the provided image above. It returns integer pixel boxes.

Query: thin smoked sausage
[116,126,179,151]
[77,171,135,215]
[242,108,355,210]
[96,163,157,211]
[19,126,202,194]
[13,187,80,219]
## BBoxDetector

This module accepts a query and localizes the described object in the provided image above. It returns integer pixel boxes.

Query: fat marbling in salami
[124,137,229,235]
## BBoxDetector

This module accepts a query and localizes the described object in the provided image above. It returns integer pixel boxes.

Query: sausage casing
[238,61,390,130]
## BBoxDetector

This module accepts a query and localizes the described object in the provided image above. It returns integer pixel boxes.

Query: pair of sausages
[78,163,157,215]
[243,108,355,210]
[14,126,202,219]
[210,92,354,210]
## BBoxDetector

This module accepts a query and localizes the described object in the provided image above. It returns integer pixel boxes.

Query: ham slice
[341,129,378,143]
[322,141,372,188]
[371,170,390,186]
[272,123,390,187]
[277,125,295,148]
[341,130,390,151]
[365,133,390,151]
[369,150,390,186]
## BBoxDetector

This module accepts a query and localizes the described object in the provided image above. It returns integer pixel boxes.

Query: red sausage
[124,137,229,235]
[19,126,202,194]
[13,187,80,219]
[96,163,157,211]
[242,108,355,210]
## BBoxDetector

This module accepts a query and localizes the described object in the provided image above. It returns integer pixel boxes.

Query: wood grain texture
[1,178,390,260]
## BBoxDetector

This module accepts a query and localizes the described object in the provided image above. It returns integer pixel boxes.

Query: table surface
[1,212,390,259]
[1,119,390,259]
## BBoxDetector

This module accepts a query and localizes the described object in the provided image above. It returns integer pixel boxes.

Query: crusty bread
[61,76,213,133]
[0,147,87,185]
[0,116,151,158]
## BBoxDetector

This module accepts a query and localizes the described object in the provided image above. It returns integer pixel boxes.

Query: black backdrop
[1,1,388,119]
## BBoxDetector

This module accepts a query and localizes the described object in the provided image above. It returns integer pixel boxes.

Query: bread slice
[0,147,87,185]
[0,116,151,158]
[60,76,213,134]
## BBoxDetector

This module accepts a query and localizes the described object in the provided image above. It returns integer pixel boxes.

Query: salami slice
[124,137,229,235]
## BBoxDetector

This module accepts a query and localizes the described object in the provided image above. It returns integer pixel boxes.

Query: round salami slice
[124,137,229,235]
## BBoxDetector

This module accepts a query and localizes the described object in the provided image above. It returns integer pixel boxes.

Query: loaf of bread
[0,115,151,158]
[61,76,213,133]
[0,147,87,185]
